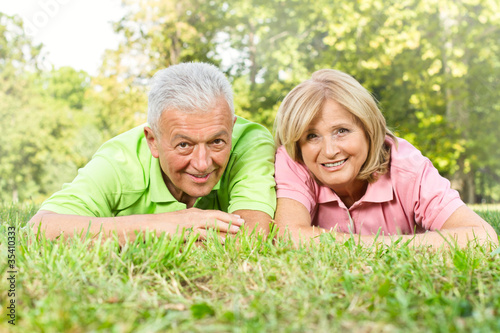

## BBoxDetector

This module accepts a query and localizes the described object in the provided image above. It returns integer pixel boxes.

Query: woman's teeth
[323,159,346,167]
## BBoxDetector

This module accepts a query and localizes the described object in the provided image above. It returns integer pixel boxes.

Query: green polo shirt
[40,116,276,218]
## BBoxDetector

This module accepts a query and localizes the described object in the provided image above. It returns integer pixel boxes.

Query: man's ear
[144,126,159,158]
[233,116,237,126]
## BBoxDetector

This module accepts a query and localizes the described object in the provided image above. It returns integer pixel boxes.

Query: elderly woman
[273,69,498,248]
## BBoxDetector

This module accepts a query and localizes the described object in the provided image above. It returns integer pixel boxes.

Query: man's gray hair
[147,62,235,134]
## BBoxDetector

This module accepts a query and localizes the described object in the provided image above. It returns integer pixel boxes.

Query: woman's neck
[335,180,368,209]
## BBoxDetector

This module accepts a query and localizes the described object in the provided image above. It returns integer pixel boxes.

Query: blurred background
[1,0,499,205]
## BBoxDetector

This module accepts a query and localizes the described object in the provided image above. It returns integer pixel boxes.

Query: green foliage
[0,86,78,203]
[1,0,500,203]
[218,0,500,202]
[40,66,90,110]
[0,14,104,203]
[1,204,499,331]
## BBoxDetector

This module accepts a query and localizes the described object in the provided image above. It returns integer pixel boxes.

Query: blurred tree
[0,12,45,202]
[40,66,90,110]
[2,0,499,203]
[434,0,500,202]
[220,0,325,128]
[82,0,224,140]
[100,0,500,202]
[292,0,500,202]
[0,14,91,203]
[86,53,147,140]
[111,0,224,79]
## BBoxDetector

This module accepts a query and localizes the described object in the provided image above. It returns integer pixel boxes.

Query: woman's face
[298,99,369,198]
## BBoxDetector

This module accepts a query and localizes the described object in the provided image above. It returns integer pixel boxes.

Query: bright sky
[0,0,125,75]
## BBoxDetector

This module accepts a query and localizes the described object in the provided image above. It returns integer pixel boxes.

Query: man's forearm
[234,209,272,236]
[29,211,177,244]
[29,208,245,245]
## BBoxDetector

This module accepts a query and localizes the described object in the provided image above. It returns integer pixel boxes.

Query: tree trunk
[450,156,476,204]
[440,3,474,202]
[464,170,476,204]
[12,186,18,203]
[248,21,257,89]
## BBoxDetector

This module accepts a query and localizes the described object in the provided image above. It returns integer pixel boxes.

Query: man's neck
[162,173,198,207]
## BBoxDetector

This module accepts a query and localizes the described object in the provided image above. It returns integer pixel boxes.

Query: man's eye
[178,142,189,148]
[213,139,224,145]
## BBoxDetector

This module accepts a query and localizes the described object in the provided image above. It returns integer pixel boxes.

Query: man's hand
[166,208,245,241]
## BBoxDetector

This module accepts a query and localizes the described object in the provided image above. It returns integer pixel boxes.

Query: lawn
[1,203,499,332]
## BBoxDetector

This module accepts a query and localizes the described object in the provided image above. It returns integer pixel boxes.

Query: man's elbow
[234,210,273,237]
[255,219,272,236]
[28,210,56,239]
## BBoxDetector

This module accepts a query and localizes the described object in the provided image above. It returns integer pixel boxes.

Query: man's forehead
[159,108,233,140]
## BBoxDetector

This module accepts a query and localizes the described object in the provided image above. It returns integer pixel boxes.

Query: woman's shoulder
[275,146,317,184]
[276,146,309,174]
[275,146,322,211]
[387,137,430,176]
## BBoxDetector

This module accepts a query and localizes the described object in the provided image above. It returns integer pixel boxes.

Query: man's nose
[192,144,211,171]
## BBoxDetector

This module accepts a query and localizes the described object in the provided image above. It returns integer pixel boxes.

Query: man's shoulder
[101,124,148,148]
[92,124,153,181]
[231,116,274,150]
[95,124,149,160]
[49,124,154,215]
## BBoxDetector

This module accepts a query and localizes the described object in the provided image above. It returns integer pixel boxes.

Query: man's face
[145,99,235,207]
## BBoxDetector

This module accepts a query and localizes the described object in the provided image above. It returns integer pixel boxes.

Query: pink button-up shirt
[275,137,464,235]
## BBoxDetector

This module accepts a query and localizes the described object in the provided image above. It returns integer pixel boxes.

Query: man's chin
[187,182,218,197]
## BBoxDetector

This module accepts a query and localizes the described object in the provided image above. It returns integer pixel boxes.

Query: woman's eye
[306,133,317,140]
[338,128,349,135]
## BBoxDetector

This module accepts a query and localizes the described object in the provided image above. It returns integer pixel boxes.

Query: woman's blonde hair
[274,69,397,183]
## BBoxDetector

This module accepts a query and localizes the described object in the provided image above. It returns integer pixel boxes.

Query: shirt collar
[150,158,177,203]
[316,171,393,205]
[361,172,394,203]
[149,157,221,203]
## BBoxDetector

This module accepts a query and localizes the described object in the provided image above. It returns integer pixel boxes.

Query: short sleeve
[275,146,317,213]
[39,155,122,217]
[411,159,465,230]
[226,124,276,217]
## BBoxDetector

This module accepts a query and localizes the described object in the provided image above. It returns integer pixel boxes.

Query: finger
[195,229,207,241]
[200,219,240,234]
[226,223,241,234]
[228,214,245,226]
[206,210,245,226]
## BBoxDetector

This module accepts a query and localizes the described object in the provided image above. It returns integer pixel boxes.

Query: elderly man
[29,62,276,243]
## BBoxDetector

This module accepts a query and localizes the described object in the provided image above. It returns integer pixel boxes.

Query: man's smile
[187,171,214,183]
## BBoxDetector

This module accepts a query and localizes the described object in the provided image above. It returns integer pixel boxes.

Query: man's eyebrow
[210,130,230,139]
[172,134,193,142]
[172,130,230,142]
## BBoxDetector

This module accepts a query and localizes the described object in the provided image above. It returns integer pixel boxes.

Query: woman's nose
[322,138,339,158]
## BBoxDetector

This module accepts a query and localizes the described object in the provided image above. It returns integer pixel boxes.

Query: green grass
[1,203,500,332]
